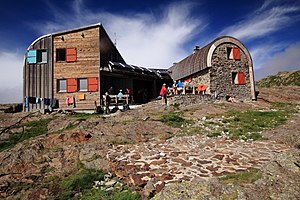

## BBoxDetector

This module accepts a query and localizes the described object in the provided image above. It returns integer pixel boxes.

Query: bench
[103,94,130,105]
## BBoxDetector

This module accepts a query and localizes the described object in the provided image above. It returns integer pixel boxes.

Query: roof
[27,23,102,50]
[168,36,250,80]
[104,61,172,80]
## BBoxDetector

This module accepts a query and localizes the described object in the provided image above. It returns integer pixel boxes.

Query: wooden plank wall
[53,27,100,110]
[23,36,53,111]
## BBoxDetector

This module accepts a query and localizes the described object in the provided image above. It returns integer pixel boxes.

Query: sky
[0,0,299,103]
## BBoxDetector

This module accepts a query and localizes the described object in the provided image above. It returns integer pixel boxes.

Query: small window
[232,72,246,85]
[56,48,77,62]
[79,78,88,91]
[37,50,47,63]
[56,49,66,61]
[227,47,241,60]
[58,79,67,92]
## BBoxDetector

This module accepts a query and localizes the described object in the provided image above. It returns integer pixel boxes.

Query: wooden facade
[23,35,53,111]
[23,24,171,111]
[168,36,256,100]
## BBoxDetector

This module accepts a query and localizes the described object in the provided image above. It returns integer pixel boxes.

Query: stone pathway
[107,135,290,190]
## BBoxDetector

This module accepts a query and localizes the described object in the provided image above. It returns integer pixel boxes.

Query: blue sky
[0,0,299,103]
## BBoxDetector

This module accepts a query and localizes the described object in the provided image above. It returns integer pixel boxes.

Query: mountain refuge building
[168,36,256,100]
[23,23,171,111]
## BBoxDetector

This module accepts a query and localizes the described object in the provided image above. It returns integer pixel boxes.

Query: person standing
[105,92,111,114]
[177,80,183,94]
[160,83,168,106]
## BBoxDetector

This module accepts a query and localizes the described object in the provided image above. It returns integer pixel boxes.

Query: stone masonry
[107,135,290,196]
[210,43,251,100]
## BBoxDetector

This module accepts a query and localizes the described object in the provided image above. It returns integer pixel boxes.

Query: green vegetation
[60,163,140,200]
[219,168,262,185]
[159,112,190,127]
[205,105,295,140]
[0,118,51,152]
[60,167,105,199]
[207,132,222,137]
[256,70,300,88]
[73,112,96,120]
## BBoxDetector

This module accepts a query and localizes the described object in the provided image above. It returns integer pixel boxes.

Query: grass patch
[0,118,51,152]
[207,132,222,137]
[198,103,296,140]
[73,113,95,121]
[222,109,293,140]
[109,138,132,145]
[78,187,140,200]
[60,167,105,199]
[159,112,190,128]
[219,168,262,185]
[60,163,140,200]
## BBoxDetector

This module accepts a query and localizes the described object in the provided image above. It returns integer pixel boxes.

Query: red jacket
[160,86,168,96]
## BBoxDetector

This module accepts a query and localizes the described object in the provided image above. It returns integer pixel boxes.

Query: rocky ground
[0,86,299,199]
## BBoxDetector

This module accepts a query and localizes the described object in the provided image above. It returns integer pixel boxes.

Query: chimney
[193,45,200,53]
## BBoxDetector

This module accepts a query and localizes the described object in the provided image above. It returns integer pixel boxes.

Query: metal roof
[168,36,248,81]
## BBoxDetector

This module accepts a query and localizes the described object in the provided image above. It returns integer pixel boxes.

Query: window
[88,77,98,92]
[79,78,88,91]
[227,47,241,60]
[56,48,77,62]
[67,78,78,93]
[56,49,66,61]
[58,79,67,92]
[37,50,47,63]
[232,72,246,85]
[27,49,48,64]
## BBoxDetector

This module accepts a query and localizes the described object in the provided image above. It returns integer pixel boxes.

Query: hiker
[118,89,123,97]
[172,81,177,95]
[226,94,237,103]
[105,92,111,114]
[108,86,114,95]
[160,83,168,106]
[177,80,183,94]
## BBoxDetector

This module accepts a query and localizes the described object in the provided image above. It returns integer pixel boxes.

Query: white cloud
[219,2,300,41]
[31,1,204,68]
[249,42,288,70]
[255,43,300,80]
[0,51,23,103]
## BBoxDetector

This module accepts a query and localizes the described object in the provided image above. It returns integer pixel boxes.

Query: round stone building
[168,36,256,100]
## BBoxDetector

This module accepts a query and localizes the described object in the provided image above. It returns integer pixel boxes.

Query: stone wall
[209,43,251,100]
[189,68,211,94]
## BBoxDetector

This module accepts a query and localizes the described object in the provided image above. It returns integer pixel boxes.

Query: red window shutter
[66,48,77,62]
[88,77,98,92]
[237,72,246,84]
[67,78,78,92]
[233,48,240,60]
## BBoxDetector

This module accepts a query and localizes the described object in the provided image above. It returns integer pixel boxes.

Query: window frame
[227,47,241,60]
[232,71,246,85]
[56,48,77,62]
[37,49,47,63]
[56,48,66,62]
[57,79,67,92]
[78,78,88,92]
